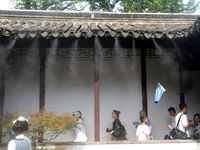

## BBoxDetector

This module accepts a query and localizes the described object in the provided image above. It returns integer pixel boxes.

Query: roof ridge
[0,10,199,20]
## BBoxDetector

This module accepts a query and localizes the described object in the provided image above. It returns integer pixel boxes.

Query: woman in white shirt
[73,111,88,142]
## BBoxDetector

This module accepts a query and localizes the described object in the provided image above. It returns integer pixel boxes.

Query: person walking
[139,110,153,139]
[109,110,127,141]
[175,103,193,138]
[136,115,150,140]
[167,107,177,130]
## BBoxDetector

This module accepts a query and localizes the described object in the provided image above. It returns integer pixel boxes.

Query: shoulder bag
[170,114,188,139]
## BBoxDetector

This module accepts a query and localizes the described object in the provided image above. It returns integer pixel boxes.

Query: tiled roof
[0,10,199,39]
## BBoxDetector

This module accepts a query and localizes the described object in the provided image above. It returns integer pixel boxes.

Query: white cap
[13,116,28,124]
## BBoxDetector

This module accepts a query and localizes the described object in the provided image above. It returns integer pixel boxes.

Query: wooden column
[141,46,148,115]
[38,39,46,143]
[179,63,185,104]
[0,55,6,143]
[94,37,100,141]
[39,43,46,109]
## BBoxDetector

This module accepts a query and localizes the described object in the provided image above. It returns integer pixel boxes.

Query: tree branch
[73,3,90,11]
[41,130,64,149]
[136,0,142,12]
[61,3,74,10]
[107,0,113,12]
[33,2,38,10]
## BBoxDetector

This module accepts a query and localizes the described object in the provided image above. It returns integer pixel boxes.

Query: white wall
[146,56,180,140]
[184,71,200,122]
[99,57,142,141]
[45,56,142,142]
[3,49,199,142]
[45,58,94,142]
[3,56,40,143]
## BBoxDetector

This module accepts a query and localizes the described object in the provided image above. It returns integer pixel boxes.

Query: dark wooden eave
[0,10,199,39]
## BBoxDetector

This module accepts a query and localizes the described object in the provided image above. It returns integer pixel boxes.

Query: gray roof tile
[0,10,199,39]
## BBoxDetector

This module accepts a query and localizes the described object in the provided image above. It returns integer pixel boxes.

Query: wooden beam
[94,37,100,141]
[141,46,148,116]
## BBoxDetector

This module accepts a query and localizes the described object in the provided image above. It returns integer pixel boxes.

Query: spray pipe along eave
[93,32,98,37]
[151,34,155,39]
[173,34,177,39]
[8,33,17,39]
[5,31,179,40]
[116,32,122,38]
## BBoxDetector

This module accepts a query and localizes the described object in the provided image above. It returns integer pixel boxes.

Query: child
[136,116,150,140]
[8,116,31,150]
[8,130,16,143]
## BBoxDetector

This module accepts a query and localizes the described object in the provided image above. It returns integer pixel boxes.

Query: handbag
[170,114,188,139]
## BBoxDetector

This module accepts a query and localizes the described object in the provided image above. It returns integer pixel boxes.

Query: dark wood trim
[179,63,185,104]
[141,46,148,116]
[0,58,6,143]
[38,39,46,143]
[94,37,100,141]
[39,39,46,109]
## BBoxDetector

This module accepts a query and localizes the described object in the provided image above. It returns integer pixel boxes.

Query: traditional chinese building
[0,10,200,143]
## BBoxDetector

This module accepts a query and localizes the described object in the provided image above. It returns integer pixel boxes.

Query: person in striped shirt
[8,116,31,150]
